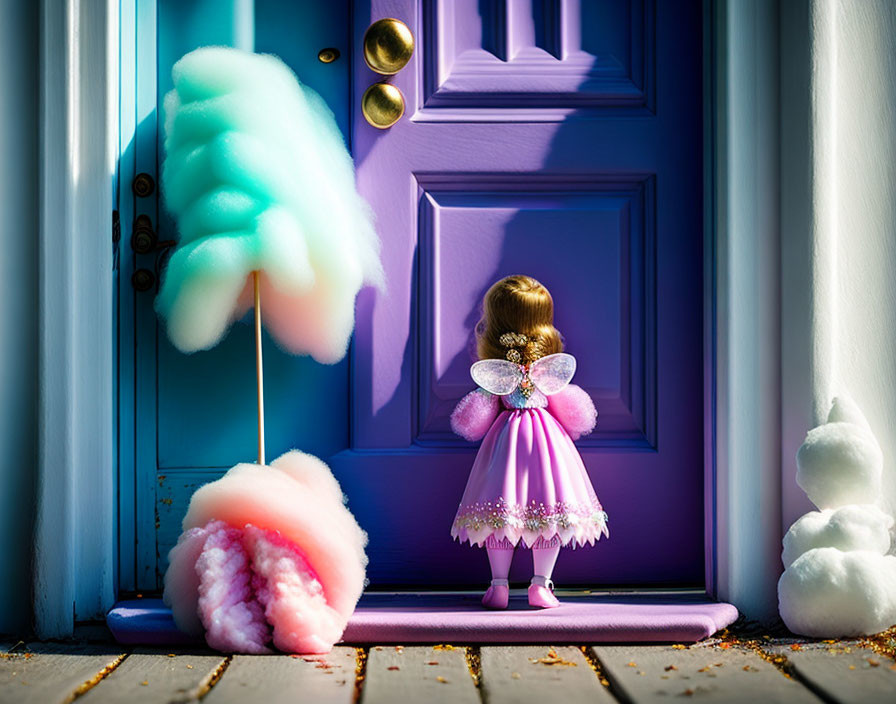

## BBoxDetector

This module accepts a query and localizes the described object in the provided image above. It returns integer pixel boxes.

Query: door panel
[414,176,654,447]
[120,0,703,591]
[421,0,651,113]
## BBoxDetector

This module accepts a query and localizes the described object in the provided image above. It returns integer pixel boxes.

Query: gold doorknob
[362,82,405,129]
[363,18,414,75]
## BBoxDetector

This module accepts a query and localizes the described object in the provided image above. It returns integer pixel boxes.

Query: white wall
[780,0,818,534]
[811,0,896,518]
[0,0,39,636]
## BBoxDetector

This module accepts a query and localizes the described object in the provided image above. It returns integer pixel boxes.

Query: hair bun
[476,275,564,363]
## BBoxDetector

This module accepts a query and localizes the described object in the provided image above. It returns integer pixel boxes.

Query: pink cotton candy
[181,453,366,618]
[163,525,208,637]
[163,450,368,654]
[196,521,271,654]
[244,525,343,654]
[546,384,598,440]
[232,269,368,365]
[451,388,501,441]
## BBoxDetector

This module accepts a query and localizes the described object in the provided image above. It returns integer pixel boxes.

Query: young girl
[450,275,608,609]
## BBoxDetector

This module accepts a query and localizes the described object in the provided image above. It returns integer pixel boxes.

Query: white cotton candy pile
[778,397,896,637]
[781,504,893,568]
[778,549,896,638]
[796,421,883,509]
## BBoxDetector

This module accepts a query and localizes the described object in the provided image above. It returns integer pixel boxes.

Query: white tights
[486,544,561,583]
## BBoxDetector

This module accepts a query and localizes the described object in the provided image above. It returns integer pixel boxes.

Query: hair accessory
[499,332,528,348]
[498,331,547,365]
[500,332,529,363]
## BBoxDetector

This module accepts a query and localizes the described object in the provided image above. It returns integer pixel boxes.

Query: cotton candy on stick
[157,47,382,654]
[156,47,383,363]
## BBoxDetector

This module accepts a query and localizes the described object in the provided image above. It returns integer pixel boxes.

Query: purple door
[336,0,704,587]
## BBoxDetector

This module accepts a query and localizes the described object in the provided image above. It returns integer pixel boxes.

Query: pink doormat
[107,592,738,646]
[342,592,737,643]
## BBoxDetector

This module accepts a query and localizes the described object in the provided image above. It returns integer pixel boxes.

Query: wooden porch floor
[3,631,895,703]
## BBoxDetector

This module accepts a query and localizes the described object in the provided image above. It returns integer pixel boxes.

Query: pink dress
[450,354,609,549]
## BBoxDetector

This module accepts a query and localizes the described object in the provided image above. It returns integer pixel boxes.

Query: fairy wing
[529,353,577,395]
[470,359,523,396]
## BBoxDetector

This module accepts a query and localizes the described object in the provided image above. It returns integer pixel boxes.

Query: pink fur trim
[546,384,598,440]
[451,388,501,442]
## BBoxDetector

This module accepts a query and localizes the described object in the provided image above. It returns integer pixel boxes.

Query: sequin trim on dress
[484,534,560,549]
[451,496,609,548]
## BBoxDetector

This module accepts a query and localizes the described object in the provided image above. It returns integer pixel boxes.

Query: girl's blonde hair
[476,275,563,363]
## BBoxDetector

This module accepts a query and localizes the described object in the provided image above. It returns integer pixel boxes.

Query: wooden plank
[361,645,480,704]
[592,645,823,703]
[479,646,615,704]
[204,647,356,704]
[77,648,226,703]
[0,642,126,704]
[766,643,896,704]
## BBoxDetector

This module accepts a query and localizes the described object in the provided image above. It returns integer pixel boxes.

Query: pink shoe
[482,579,509,609]
[528,576,560,608]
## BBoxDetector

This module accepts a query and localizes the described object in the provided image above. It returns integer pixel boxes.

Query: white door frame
[34,0,117,637]
[709,0,813,622]
[34,0,795,635]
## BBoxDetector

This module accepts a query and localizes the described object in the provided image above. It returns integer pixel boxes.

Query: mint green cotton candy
[156,47,383,364]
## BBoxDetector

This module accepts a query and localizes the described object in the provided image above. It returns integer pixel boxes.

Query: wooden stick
[253,271,265,466]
